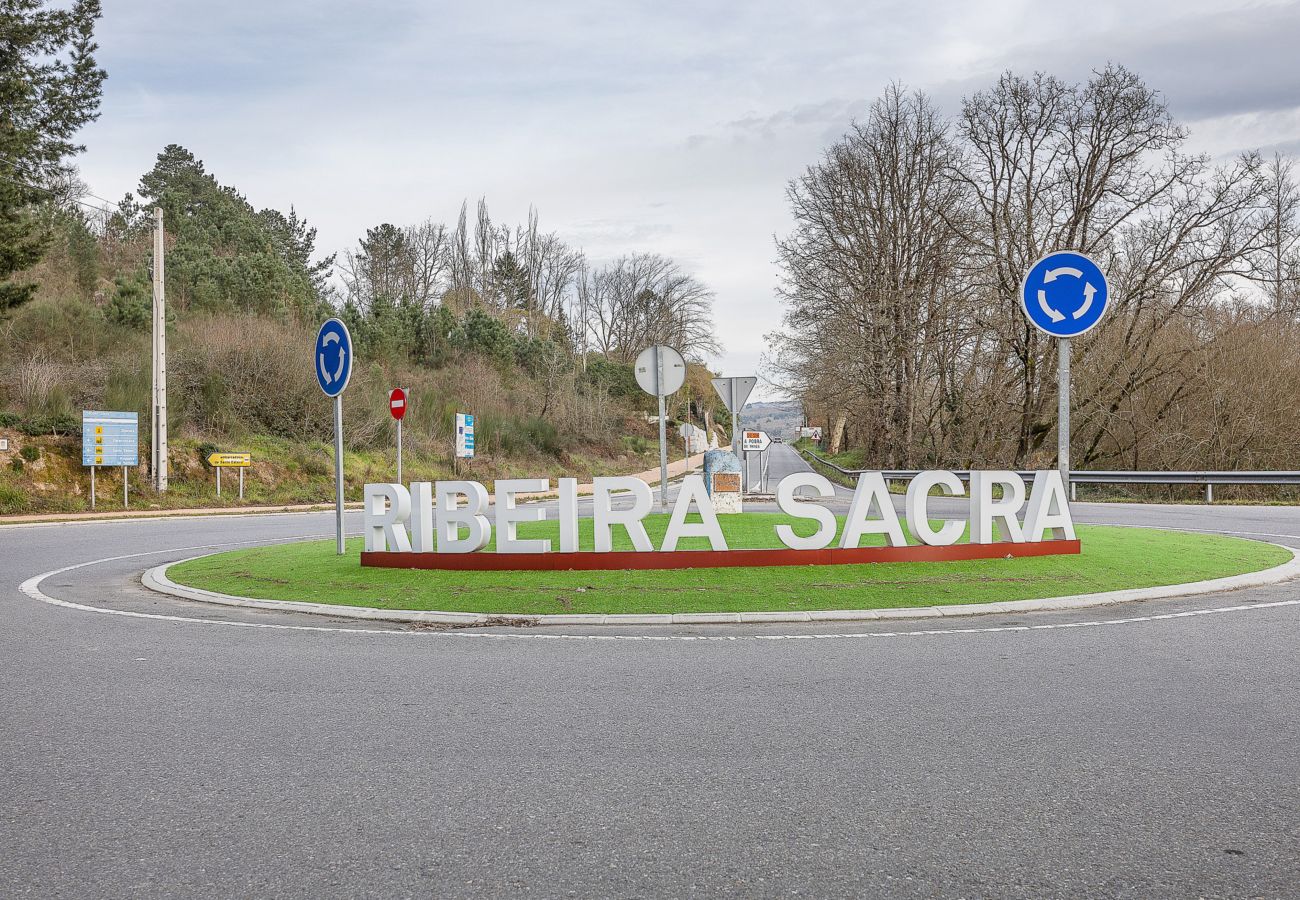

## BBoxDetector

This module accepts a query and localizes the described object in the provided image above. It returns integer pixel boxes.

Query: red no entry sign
[389,388,407,420]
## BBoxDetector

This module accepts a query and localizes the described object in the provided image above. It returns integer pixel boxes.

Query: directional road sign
[741,430,771,453]
[1020,251,1109,338]
[207,452,251,467]
[81,411,138,467]
[634,345,686,397]
[389,387,407,420]
[315,317,353,397]
[711,376,757,414]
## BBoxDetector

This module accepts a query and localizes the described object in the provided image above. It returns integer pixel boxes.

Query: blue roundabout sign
[315,317,353,398]
[1020,251,1109,338]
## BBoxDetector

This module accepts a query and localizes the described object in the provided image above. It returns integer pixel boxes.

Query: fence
[802,450,1300,503]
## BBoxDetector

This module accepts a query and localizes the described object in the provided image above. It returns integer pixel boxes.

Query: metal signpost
[315,318,354,555]
[82,411,138,510]
[679,422,698,469]
[634,345,687,510]
[208,452,251,499]
[455,413,475,460]
[711,375,758,486]
[389,388,407,484]
[1020,251,1109,494]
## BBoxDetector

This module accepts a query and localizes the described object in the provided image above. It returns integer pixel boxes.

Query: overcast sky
[75,0,1300,398]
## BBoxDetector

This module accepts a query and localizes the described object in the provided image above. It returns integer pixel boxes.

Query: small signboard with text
[208,452,251,467]
[82,411,138,467]
[455,413,475,459]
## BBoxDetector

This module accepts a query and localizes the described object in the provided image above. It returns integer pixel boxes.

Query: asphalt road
[3,444,1299,898]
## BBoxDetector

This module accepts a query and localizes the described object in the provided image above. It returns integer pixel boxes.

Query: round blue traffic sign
[315,317,353,397]
[1020,251,1108,338]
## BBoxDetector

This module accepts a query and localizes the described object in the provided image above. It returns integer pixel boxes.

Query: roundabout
[5,445,1300,897]
[152,517,1292,624]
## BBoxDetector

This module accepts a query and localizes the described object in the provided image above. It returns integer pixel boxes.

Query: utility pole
[152,207,168,491]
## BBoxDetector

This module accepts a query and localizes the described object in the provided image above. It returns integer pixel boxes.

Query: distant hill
[741,401,804,440]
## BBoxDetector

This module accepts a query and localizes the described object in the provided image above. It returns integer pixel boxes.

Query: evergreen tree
[0,0,105,316]
[134,144,328,315]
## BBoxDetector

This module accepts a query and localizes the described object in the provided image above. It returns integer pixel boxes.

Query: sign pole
[656,347,669,511]
[334,394,345,555]
[90,465,95,510]
[396,416,403,486]
[1058,336,1070,494]
[239,466,244,501]
[216,466,221,498]
[123,465,128,508]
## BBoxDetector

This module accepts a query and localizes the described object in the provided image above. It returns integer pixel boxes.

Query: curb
[142,543,1300,628]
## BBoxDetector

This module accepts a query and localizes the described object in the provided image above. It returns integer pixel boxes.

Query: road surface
[3,444,1298,897]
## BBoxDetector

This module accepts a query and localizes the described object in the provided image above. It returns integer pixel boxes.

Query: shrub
[0,411,19,427]
[19,413,79,436]
[19,445,39,462]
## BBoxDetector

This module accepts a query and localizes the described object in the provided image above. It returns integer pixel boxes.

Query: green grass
[166,512,1291,616]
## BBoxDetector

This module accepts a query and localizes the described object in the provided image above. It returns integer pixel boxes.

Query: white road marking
[15,541,1300,642]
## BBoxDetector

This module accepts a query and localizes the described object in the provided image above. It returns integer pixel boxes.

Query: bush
[19,413,79,436]
[0,480,28,513]
[0,411,19,427]
[19,445,40,462]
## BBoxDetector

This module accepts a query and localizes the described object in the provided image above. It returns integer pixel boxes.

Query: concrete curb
[142,544,1300,628]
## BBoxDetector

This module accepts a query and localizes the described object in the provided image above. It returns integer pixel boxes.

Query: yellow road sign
[207,452,251,467]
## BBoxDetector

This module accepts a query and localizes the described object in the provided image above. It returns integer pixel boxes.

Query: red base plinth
[361,539,1081,572]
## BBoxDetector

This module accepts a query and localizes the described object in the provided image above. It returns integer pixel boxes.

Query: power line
[0,155,123,212]
[0,172,124,217]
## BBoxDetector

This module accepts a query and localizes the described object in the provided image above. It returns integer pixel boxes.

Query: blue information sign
[82,410,139,467]
[1020,251,1109,338]
[315,317,353,397]
[455,413,475,459]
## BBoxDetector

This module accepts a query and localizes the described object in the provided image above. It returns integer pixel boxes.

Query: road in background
[3,446,1299,897]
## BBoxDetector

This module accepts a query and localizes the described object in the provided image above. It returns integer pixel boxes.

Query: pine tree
[0,0,105,315]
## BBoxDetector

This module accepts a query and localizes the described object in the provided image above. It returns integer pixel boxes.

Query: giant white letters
[436,480,492,553]
[591,477,654,552]
[360,468,1075,556]
[661,475,727,551]
[774,472,838,550]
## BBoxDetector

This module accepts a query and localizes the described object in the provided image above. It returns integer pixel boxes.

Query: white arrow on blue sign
[1020,251,1109,338]
[315,317,353,397]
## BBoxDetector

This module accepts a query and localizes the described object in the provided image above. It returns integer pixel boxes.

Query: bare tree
[580,253,720,362]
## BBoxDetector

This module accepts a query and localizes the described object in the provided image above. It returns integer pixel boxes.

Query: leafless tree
[580,253,720,362]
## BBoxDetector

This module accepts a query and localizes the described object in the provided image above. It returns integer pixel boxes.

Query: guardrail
[801,449,1300,503]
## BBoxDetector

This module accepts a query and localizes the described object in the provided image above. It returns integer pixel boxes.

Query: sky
[73,0,1300,399]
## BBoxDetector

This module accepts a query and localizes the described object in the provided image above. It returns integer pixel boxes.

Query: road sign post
[389,388,407,484]
[711,376,757,488]
[315,318,354,555]
[82,411,138,511]
[208,453,251,500]
[1020,251,1109,494]
[635,345,687,511]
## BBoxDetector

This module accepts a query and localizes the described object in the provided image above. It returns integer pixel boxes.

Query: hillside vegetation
[0,146,728,514]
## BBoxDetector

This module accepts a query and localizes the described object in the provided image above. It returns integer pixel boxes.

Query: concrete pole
[1058,337,1070,497]
[152,207,168,491]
